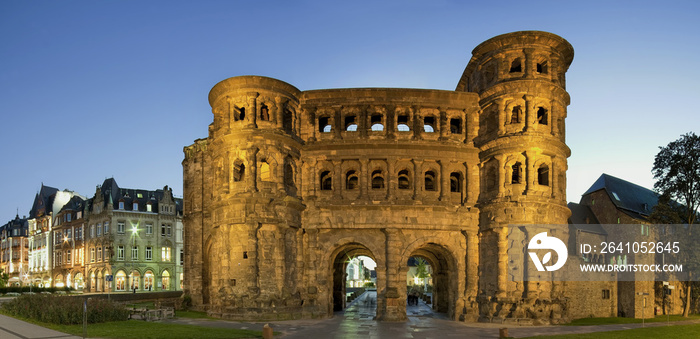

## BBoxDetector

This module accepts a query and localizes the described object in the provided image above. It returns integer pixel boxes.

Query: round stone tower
[184,76,306,319]
[457,31,574,323]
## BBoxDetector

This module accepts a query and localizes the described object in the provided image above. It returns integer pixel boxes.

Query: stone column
[333,160,342,198]
[334,108,342,140]
[247,148,259,192]
[295,106,301,136]
[275,97,284,129]
[438,108,446,140]
[523,95,534,132]
[524,48,535,79]
[386,105,396,139]
[379,228,406,321]
[550,100,558,136]
[307,107,317,142]
[551,156,559,200]
[496,226,508,298]
[386,158,395,200]
[359,158,368,200]
[246,92,258,128]
[412,160,422,200]
[359,106,368,138]
[412,106,422,140]
[439,160,448,201]
[466,231,479,298]
[496,98,506,136]
[495,155,505,197]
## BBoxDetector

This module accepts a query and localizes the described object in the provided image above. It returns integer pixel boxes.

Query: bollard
[262,323,273,339]
[499,327,508,338]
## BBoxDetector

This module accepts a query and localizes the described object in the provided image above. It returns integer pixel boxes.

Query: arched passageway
[404,243,457,318]
[330,243,377,315]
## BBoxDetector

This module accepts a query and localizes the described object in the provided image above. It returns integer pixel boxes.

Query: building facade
[0,215,29,286]
[183,31,579,323]
[82,178,184,293]
[12,179,183,293]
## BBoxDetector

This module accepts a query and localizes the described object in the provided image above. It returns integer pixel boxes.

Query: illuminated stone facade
[183,31,578,323]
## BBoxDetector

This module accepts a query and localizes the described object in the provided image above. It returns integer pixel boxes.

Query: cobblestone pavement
[167,291,700,338]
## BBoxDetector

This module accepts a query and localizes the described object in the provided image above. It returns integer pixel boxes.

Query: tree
[0,268,9,288]
[652,132,700,317]
[652,132,700,225]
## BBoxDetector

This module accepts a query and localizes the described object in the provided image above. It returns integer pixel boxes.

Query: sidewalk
[0,314,82,339]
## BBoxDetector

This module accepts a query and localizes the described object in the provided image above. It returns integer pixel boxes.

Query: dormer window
[118,201,125,210]
[146,202,152,212]
[133,202,138,211]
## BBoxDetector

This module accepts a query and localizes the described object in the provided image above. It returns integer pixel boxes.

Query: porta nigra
[182,31,578,323]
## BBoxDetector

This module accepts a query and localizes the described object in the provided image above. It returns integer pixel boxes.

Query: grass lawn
[50,320,264,339]
[525,323,700,339]
[566,314,700,326]
[0,310,263,339]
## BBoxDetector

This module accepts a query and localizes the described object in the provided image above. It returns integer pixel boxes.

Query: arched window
[346,170,358,190]
[510,106,522,124]
[397,115,410,131]
[450,118,462,134]
[423,116,436,133]
[537,61,548,74]
[510,58,522,73]
[450,172,462,192]
[161,270,170,291]
[283,109,293,133]
[370,114,384,131]
[398,169,411,189]
[115,270,126,291]
[260,160,271,181]
[537,107,548,125]
[260,104,269,121]
[538,164,549,186]
[424,171,437,191]
[345,115,357,131]
[284,162,295,186]
[234,107,245,121]
[144,271,154,291]
[511,162,522,184]
[320,171,332,190]
[371,170,385,189]
[233,160,245,182]
[319,116,331,133]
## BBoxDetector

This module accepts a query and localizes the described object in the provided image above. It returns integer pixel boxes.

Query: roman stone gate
[183,31,575,323]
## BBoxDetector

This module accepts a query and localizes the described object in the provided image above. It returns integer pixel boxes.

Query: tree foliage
[652,132,700,225]
[0,268,8,288]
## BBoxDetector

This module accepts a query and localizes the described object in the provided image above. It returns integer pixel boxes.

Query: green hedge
[0,286,72,294]
[1,294,129,324]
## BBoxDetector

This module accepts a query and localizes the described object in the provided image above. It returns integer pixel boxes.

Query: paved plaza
[2,291,700,338]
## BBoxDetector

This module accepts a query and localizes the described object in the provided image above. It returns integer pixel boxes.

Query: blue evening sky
[1,0,698,221]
